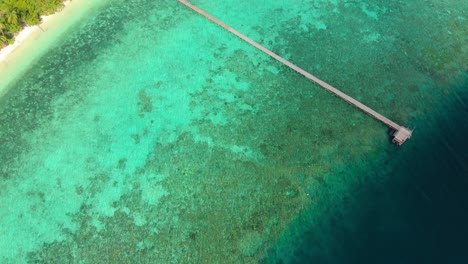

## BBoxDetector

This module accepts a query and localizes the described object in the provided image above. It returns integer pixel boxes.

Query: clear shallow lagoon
[0,0,466,263]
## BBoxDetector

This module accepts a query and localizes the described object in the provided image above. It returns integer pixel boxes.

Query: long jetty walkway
[179,0,412,145]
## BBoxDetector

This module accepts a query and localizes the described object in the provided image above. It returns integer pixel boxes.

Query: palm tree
[0,20,6,39]
[4,10,17,24]
[0,34,7,45]
[0,22,7,44]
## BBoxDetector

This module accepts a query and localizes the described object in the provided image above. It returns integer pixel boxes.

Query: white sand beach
[0,0,106,96]
[0,25,38,63]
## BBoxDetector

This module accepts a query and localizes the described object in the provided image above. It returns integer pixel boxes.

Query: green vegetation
[0,0,65,48]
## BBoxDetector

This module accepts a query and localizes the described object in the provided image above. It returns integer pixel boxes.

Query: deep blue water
[0,0,466,262]
[265,76,468,263]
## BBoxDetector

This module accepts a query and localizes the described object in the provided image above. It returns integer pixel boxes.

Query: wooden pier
[179,0,412,145]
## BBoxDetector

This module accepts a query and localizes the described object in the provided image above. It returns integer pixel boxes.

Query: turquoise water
[0,0,466,263]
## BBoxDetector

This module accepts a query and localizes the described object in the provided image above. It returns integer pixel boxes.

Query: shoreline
[0,0,106,97]
[0,1,71,63]
[0,25,38,63]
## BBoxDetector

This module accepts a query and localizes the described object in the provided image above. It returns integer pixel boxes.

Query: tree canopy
[0,0,65,48]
